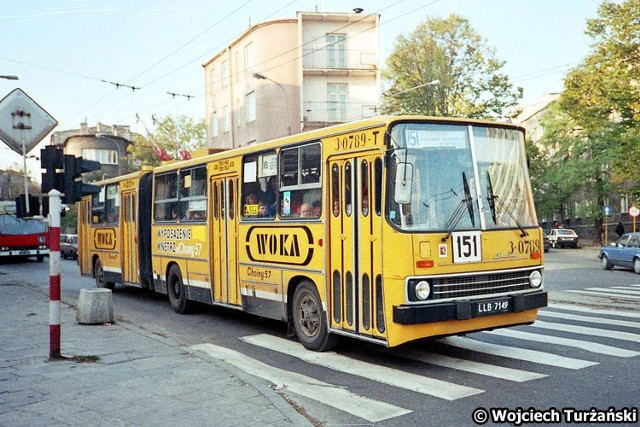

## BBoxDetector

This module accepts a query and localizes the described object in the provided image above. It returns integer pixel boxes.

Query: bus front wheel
[94,258,114,290]
[292,281,337,352]
[167,265,191,314]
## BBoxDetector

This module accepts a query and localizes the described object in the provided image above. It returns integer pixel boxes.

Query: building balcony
[302,48,377,73]
[302,101,379,124]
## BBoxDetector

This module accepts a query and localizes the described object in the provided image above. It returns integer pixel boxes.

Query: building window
[244,43,254,75]
[209,68,215,93]
[326,33,346,68]
[221,61,229,88]
[236,98,241,128]
[328,84,348,121]
[210,111,218,138]
[82,148,118,165]
[223,106,230,133]
[246,92,256,123]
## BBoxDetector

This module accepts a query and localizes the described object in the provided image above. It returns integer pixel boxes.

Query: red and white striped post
[48,189,62,359]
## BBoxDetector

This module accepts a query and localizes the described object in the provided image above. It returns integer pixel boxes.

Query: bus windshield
[387,122,537,232]
[0,214,47,235]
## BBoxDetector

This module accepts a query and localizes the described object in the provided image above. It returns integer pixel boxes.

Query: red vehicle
[0,201,49,261]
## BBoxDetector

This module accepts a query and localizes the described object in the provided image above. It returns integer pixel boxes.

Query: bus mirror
[394,162,413,205]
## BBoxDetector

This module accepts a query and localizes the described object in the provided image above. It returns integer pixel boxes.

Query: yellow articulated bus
[79,116,546,351]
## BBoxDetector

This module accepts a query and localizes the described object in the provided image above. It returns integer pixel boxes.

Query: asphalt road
[2,248,639,426]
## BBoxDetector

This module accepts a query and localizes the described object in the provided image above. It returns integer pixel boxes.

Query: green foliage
[534,0,639,243]
[381,14,522,119]
[123,114,206,174]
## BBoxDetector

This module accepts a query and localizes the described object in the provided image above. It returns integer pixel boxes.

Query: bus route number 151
[452,231,482,263]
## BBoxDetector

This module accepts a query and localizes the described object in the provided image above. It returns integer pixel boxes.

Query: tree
[123,114,206,173]
[381,14,522,120]
[537,0,639,244]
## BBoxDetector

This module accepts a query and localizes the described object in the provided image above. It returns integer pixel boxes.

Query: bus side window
[279,142,321,219]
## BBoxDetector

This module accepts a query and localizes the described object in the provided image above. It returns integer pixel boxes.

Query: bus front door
[328,153,385,340]
[210,176,240,306]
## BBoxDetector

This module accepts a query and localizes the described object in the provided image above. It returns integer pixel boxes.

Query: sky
[1,0,604,177]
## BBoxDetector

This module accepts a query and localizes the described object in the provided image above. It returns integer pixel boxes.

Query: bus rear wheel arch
[94,257,115,290]
[291,280,337,351]
[167,264,192,314]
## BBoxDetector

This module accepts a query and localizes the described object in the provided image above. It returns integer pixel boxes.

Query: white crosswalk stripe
[538,310,640,329]
[585,287,640,296]
[530,320,640,343]
[191,343,412,422]
[438,336,597,369]
[486,328,640,357]
[563,289,640,300]
[386,347,547,382]
[548,303,640,318]
[240,334,483,400]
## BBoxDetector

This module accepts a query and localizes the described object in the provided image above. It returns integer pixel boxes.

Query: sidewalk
[0,273,312,426]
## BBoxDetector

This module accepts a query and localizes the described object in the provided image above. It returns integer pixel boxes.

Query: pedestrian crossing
[562,284,640,300]
[191,303,640,423]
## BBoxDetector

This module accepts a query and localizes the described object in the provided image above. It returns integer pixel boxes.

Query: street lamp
[390,79,440,97]
[0,75,19,80]
[252,72,291,135]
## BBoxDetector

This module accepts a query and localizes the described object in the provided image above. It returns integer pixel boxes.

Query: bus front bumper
[393,291,547,325]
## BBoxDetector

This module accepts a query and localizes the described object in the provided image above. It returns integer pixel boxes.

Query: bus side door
[121,191,138,285]
[210,175,240,306]
[328,152,386,340]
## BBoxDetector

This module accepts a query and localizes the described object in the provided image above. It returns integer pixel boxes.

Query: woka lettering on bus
[93,228,116,250]
[245,226,314,266]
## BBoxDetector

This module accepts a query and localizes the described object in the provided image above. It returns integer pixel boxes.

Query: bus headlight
[415,280,431,300]
[529,270,543,288]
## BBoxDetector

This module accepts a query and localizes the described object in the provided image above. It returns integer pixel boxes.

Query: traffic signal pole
[48,189,62,359]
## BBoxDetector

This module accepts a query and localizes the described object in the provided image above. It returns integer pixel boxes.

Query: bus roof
[151,115,524,174]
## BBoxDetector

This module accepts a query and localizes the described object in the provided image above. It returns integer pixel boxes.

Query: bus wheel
[94,258,115,290]
[167,265,191,314]
[292,281,337,351]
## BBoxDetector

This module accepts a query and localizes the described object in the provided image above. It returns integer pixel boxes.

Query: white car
[547,228,579,249]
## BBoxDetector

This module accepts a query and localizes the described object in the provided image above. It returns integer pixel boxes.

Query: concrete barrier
[77,288,113,324]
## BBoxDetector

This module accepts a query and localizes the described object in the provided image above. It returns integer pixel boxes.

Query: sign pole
[48,189,62,359]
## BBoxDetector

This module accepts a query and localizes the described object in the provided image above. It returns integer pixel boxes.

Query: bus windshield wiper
[441,172,475,242]
[485,172,529,237]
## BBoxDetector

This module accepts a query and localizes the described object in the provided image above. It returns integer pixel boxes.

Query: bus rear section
[79,170,153,289]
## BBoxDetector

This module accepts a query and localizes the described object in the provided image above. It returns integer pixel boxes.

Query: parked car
[547,228,579,248]
[598,232,640,274]
[543,234,551,252]
[60,234,78,260]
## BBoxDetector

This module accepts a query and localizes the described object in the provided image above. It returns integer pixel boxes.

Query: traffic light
[15,194,40,218]
[41,145,64,193]
[62,155,101,204]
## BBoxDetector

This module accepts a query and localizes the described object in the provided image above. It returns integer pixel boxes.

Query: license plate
[19,250,30,255]
[473,298,511,317]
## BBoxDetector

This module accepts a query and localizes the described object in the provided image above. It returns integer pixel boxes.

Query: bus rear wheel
[292,281,337,351]
[94,258,114,290]
[167,265,191,314]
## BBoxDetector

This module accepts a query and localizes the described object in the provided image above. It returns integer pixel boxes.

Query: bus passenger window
[278,142,321,219]
[242,152,277,219]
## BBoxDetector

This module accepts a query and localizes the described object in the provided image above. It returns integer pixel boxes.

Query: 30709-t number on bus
[507,239,541,254]
[333,130,380,151]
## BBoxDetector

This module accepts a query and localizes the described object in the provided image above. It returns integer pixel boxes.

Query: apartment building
[203,9,380,149]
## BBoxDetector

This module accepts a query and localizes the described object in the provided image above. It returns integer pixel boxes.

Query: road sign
[602,205,614,217]
[629,206,640,217]
[0,88,58,155]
